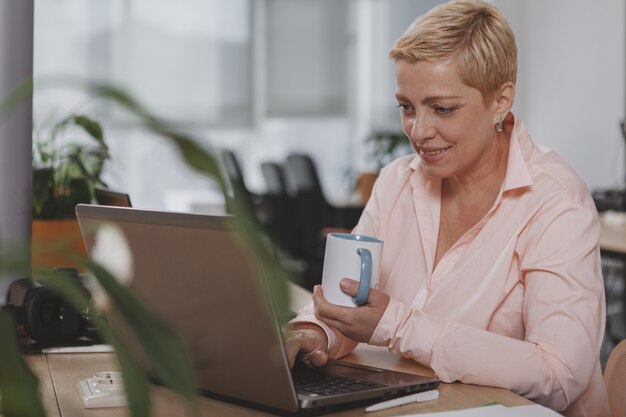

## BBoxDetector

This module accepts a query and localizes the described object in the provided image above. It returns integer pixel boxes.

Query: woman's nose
[407,113,435,143]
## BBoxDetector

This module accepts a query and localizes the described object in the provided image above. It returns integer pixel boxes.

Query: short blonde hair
[389,0,517,98]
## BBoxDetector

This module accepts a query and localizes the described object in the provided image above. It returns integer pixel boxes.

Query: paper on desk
[42,344,114,354]
[601,210,626,226]
[394,404,561,417]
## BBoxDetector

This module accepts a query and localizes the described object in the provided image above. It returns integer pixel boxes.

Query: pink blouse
[293,117,610,416]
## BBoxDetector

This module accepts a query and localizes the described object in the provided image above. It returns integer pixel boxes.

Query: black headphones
[5,268,100,345]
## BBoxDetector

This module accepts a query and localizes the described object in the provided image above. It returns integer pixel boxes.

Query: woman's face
[395,59,504,182]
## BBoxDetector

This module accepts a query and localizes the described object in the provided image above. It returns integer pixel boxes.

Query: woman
[285,1,610,415]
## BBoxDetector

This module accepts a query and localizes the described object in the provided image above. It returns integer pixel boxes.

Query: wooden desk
[600,214,626,256]
[29,345,531,417]
[26,355,61,417]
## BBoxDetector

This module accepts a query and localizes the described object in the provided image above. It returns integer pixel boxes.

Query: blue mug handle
[352,248,372,306]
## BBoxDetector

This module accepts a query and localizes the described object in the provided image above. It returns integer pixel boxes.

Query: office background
[33,0,626,212]
[0,0,615,398]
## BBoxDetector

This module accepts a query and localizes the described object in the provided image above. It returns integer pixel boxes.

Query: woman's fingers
[284,324,329,368]
[313,284,390,343]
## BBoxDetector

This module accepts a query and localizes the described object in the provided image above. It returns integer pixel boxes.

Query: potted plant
[31,114,110,271]
[357,130,412,201]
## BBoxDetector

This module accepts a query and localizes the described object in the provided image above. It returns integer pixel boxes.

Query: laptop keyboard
[294,372,385,397]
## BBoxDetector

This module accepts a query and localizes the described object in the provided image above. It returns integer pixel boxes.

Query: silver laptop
[75,204,439,415]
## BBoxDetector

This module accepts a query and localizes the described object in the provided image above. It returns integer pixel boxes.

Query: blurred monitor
[94,188,132,208]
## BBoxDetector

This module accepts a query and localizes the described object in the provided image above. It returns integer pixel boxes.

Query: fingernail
[340,279,349,288]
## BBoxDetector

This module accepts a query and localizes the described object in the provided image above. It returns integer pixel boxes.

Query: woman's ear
[495,81,515,115]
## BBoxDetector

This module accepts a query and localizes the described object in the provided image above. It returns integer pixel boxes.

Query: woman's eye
[434,105,454,115]
[395,104,412,112]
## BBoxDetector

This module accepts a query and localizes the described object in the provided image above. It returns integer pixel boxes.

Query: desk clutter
[365,389,439,412]
[78,371,127,408]
[593,188,626,213]
[601,209,626,226]
[5,268,102,349]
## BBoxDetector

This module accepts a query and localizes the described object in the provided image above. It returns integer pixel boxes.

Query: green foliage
[366,130,413,171]
[80,261,197,405]
[30,266,183,417]
[32,114,110,219]
[0,308,46,417]
[85,83,292,323]
[1,77,291,417]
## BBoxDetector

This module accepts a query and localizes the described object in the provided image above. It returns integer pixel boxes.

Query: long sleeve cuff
[369,298,404,346]
[289,305,337,352]
[369,298,443,367]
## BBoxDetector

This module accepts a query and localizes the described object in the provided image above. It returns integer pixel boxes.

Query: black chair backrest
[285,154,326,200]
[221,150,246,191]
[284,154,330,261]
[283,154,363,289]
[261,162,290,197]
[259,161,302,257]
[220,150,257,216]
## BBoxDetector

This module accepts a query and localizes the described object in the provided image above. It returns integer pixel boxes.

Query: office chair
[220,149,265,221]
[285,153,362,230]
[260,161,300,256]
[261,161,292,198]
[284,154,363,289]
[285,154,328,261]
[605,338,626,417]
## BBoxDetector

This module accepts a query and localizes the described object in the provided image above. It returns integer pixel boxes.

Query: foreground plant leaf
[2,76,290,417]
[35,268,153,417]
[4,76,292,320]
[78,260,197,407]
[0,243,45,417]
[86,82,292,323]
[0,308,46,417]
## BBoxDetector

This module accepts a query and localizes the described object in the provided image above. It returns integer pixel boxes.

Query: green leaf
[0,78,33,123]
[85,82,291,320]
[5,75,291,417]
[227,202,293,324]
[70,115,108,153]
[36,269,153,417]
[0,308,46,417]
[31,167,55,218]
[67,177,93,205]
[78,261,198,407]
[113,86,294,339]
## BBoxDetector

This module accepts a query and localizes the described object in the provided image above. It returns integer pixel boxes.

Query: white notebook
[396,404,561,417]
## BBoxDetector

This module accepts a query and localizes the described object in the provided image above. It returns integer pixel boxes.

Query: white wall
[497,0,626,190]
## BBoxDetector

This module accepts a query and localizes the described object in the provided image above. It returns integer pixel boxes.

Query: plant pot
[31,219,88,273]
[356,172,379,203]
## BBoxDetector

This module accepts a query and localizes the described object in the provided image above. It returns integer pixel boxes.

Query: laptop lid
[75,204,438,414]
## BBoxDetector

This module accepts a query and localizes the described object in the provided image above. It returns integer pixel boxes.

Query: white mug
[321,233,383,307]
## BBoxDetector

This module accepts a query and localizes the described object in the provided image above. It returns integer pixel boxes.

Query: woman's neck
[443,132,511,199]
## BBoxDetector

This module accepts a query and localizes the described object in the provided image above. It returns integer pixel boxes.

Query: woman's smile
[417,145,453,163]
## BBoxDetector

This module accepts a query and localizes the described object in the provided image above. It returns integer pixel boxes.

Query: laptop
[75,204,439,415]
